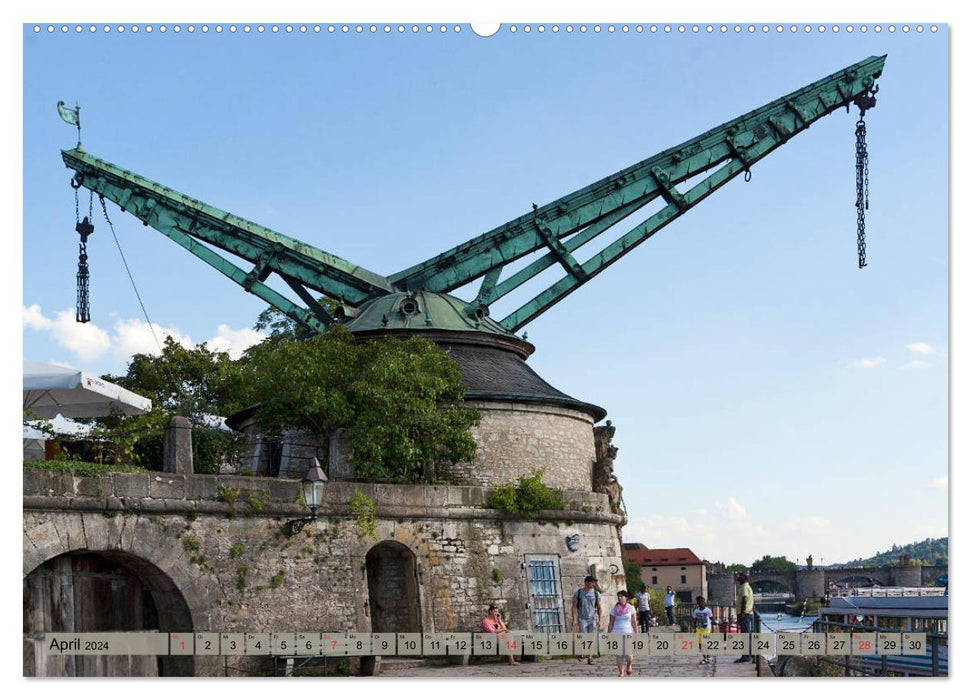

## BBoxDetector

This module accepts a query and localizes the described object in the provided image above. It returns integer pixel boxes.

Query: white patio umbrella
[23,415,93,460]
[23,360,152,419]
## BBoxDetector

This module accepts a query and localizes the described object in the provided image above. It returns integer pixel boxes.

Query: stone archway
[23,550,194,677]
[365,541,421,633]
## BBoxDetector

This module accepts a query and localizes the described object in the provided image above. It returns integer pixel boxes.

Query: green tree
[750,555,797,572]
[623,552,644,593]
[97,336,247,473]
[240,325,480,483]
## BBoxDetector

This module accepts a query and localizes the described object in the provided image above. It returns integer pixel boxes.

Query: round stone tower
[342,291,606,491]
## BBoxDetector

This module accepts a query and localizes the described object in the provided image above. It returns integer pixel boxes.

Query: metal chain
[855,117,869,268]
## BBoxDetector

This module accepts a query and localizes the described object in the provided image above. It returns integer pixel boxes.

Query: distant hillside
[839,537,947,567]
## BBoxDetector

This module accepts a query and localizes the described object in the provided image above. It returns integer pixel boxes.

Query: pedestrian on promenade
[607,590,638,677]
[481,604,519,665]
[733,572,754,663]
[664,586,676,625]
[637,584,651,633]
[571,575,602,665]
[693,596,714,665]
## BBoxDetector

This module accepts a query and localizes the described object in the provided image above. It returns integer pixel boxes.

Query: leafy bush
[23,460,146,476]
[487,470,563,518]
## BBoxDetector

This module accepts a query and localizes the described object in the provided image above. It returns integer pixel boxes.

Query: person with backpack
[571,575,602,665]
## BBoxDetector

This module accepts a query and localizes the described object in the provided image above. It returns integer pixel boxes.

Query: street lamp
[286,458,328,536]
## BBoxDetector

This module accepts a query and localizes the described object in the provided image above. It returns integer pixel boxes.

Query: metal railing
[811,619,947,677]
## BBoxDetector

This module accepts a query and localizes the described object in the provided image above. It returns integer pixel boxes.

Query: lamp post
[286,458,328,536]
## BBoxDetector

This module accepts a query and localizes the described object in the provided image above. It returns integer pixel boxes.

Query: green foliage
[23,460,145,476]
[492,567,502,585]
[93,336,246,472]
[270,571,285,588]
[750,555,797,572]
[183,537,201,553]
[236,566,248,590]
[105,336,247,417]
[217,485,240,513]
[486,470,563,518]
[348,489,377,544]
[245,494,265,514]
[622,552,644,593]
[240,326,479,483]
[229,544,245,559]
[841,537,948,568]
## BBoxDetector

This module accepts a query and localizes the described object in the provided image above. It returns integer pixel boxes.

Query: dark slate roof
[440,341,607,422]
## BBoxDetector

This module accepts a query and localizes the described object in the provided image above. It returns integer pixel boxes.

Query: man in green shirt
[734,572,755,663]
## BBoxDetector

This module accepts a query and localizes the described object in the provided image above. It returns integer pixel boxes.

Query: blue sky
[20,21,948,565]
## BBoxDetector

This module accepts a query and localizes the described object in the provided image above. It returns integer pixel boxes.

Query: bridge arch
[829,573,889,588]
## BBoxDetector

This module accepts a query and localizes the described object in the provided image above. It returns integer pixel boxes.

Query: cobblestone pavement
[379,655,761,678]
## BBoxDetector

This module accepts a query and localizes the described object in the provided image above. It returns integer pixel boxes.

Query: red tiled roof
[624,547,703,566]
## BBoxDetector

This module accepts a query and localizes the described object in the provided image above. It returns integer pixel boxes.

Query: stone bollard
[163,415,193,474]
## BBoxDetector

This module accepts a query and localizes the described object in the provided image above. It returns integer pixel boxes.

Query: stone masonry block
[112,472,151,498]
[186,475,219,501]
[22,469,50,496]
[149,474,186,500]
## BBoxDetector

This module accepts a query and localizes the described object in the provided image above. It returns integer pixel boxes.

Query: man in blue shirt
[664,586,676,625]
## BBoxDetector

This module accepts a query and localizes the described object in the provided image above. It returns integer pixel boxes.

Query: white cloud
[902,360,930,370]
[906,342,937,356]
[23,305,265,366]
[718,497,747,522]
[207,324,266,360]
[110,317,193,360]
[22,305,112,361]
[852,356,886,369]
[22,304,52,331]
[930,476,948,489]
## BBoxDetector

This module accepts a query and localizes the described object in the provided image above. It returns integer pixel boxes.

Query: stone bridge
[708,564,947,606]
[23,469,625,676]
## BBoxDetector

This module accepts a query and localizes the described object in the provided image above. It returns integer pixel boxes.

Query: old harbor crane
[61,56,884,336]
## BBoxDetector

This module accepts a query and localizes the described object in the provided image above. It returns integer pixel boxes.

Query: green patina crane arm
[61,149,394,333]
[389,55,885,331]
[62,56,883,335]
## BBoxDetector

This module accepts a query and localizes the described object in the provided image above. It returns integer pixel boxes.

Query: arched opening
[750,577,796,613]
[365,541,421,633]
[23,550,194,677]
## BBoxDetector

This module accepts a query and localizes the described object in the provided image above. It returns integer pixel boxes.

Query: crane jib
[61,55,884,333]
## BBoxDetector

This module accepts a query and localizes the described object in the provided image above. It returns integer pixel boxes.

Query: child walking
[693,596,714,665]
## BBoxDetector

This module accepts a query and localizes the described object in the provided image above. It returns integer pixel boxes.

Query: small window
[680,575,686,584]
[680,567,686,571]
[652,567,657,572]
[651,576,658,585]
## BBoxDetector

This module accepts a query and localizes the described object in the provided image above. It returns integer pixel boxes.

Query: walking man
[664,586,676,625]
[734,572,755,663]
[572,575,602,665]
[637,584,651,633]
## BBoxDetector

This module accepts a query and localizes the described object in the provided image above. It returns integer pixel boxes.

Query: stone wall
[23,469,624,676]
[439,402,595,491]
[232,402,596,493]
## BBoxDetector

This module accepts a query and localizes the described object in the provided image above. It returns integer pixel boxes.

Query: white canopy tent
[23,360,152,419]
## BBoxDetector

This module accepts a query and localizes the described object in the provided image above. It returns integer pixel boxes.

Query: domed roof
[343,291,516,339]
[344,291,606,422]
